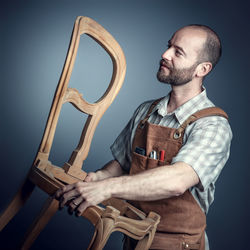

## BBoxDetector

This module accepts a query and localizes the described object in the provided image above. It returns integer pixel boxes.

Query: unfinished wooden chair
[0,16,160,249]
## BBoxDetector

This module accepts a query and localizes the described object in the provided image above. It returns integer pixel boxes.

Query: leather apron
[124,100,228,250]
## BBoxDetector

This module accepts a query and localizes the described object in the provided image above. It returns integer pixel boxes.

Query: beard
[157,59,198,86]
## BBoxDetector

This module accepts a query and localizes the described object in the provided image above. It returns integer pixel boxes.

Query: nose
[162,48,172,61]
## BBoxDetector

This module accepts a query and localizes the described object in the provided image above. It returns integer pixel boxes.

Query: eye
[175,50,182,56]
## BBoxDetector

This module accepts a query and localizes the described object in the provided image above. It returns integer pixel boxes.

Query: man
[56,24,232,249]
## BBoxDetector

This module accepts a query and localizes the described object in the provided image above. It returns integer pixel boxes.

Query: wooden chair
[0,16,160,250]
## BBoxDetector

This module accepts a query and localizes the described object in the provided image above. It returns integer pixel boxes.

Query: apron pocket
[147,158,168,168]
[130,152,147,175]
[147,157,159,170]
[150,233,184,249]
[150,233,201,250]
[158,160,167,166]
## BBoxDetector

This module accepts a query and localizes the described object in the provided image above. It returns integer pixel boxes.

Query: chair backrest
[34,16,126,177]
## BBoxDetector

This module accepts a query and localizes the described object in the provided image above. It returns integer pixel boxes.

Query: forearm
[108,162,199,201]
[94,160,125,181]
[56,161,199,215]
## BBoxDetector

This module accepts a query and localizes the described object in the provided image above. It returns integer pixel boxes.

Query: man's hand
[55,176,112,216]
[55,160,125,216]
[55,161,198,216]
[84,172,98,182]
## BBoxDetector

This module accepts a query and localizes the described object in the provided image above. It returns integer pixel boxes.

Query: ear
[195,62,212,78]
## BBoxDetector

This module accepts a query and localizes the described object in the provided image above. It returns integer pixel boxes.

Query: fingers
[58,189,80,209]
[67,200,89,217]
[55,184,75,200]
[54,179,109,217]
[67,196,83,215]
[74,195,94,216]
[64,194,90,217]
[55,183,81,209]
[55,181,89,215]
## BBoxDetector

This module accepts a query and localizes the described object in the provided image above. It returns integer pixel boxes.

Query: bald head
[179,25,222,68]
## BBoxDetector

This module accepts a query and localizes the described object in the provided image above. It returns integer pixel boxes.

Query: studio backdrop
[0,1,249,249]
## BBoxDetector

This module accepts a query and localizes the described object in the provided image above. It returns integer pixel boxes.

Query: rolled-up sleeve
[172,117,232,191]
[110,118,134,172]
[110,102,150,172]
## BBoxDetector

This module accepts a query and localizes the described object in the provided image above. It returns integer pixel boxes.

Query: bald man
[56,25,232,250]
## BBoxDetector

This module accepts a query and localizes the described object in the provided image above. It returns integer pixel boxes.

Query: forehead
[171,27,207,56]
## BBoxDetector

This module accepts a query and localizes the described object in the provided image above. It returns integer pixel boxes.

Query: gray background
[0,0,249,249]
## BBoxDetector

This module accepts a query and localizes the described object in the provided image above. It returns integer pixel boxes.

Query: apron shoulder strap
[140,97,164,125]
[175,107,229,137]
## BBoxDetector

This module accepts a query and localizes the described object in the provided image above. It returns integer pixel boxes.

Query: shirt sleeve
[110,102,151,172]
[110,118,134,172]
[171,116,232,191]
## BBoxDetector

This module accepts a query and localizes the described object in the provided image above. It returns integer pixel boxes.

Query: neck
[167,81,203,113]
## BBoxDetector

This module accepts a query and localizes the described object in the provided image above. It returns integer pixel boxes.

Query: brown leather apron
[124,100,228,250]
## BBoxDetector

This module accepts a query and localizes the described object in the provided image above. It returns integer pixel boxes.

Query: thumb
[85,172,96,182]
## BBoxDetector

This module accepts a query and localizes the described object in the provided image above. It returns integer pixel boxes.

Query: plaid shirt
[110,88,232,214]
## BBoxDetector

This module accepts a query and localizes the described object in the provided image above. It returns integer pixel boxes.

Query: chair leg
[87,212,116,250]
[0,178,35,231]
[20,196,59,250]
[135,233,153,250]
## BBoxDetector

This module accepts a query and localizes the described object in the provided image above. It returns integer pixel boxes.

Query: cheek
[172,59,185,69]
[174,59,196,71]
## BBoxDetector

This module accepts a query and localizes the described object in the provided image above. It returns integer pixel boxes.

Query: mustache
[160,59,172,69]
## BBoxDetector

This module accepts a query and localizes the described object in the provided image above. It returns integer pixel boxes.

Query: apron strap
[140,98,164,126]
[174,107,229,138]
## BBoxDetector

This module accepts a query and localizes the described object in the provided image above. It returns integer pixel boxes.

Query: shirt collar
[151,87,211,125]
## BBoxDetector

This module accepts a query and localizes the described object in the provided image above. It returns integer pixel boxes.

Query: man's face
[157,59,199,86]
[157,27,206,86]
